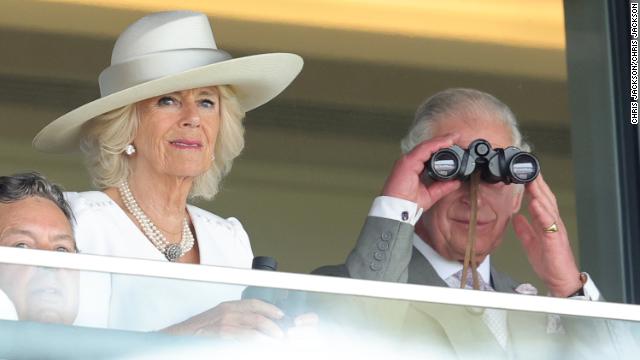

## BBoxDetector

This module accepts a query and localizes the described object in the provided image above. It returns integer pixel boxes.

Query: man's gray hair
[400,88,530,153]
[0,172,73,223]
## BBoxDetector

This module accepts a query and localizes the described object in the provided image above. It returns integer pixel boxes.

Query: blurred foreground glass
[0,248,638,359]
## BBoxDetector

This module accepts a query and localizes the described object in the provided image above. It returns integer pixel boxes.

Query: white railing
[0,246,638,322]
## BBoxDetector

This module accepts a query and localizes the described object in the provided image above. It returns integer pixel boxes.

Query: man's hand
[512,174,583,297]
[382,133,462,210]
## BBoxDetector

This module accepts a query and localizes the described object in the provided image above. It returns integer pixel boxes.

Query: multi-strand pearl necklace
[118,180,194,262]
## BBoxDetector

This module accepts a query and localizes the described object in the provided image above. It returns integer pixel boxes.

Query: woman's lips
[169,139,203,150]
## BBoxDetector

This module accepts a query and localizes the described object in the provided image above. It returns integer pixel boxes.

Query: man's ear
[512,185,525,213]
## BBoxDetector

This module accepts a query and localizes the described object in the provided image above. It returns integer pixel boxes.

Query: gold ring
[543,222,559,233]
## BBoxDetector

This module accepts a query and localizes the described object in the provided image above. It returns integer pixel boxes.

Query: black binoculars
[424,139,540,184]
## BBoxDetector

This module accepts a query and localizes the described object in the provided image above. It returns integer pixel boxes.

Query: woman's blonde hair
[80,85,245,200]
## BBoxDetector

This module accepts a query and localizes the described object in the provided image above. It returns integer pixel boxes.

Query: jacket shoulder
[312,264,350,278]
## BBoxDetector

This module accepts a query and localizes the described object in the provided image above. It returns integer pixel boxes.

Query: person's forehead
[432,112,514,149]
[0,197,72,236]
[192,86,219,95]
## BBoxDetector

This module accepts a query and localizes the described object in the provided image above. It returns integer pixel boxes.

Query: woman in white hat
[33,11,305,336]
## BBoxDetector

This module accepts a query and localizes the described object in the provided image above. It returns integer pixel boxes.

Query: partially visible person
[316,88,597,300]
[32,11,310,336]
[0,172,78,325]
[312,89,631,358]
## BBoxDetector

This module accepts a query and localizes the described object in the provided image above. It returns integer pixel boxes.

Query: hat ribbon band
[98,49,232,97]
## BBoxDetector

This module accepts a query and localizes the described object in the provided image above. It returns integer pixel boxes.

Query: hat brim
[33,53,303,153]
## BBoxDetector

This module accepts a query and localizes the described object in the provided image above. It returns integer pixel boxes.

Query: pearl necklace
[118,180,195,262]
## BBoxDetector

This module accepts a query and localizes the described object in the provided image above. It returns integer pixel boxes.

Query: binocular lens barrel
[509,153,539,182]
[431,150,459,178]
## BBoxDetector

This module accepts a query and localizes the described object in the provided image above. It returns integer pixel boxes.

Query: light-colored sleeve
[0,289,18,321]
[345,216,415,283]
[64,192,112,328]
[226,217,254,269]
[73,270,111,328]
[64,192,112,255]
[368,196,423,225]
[343,196,419,282]
[571,272,602,301]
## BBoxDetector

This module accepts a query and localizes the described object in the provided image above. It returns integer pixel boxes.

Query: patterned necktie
[448,269,509,350]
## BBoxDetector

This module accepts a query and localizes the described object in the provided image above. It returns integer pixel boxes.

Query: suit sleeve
[312,196,417,281]
[345,216,415,283]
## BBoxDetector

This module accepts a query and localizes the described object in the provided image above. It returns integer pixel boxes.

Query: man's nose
[460,181,485,207]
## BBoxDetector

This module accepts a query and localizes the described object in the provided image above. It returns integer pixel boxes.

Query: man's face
[0,197,78,324]
[419,111,523,263]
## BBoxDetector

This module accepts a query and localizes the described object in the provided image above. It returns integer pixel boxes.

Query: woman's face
[133,86,221,179]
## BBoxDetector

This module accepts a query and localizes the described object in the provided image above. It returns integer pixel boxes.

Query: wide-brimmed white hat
[33,10,303,153]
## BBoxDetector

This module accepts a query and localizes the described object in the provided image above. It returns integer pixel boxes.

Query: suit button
[374,251,385,261]
[369,262,382,271]
[381,231,393,241]
[377,241,389,251]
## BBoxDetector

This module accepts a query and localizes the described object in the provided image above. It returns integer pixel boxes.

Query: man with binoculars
[314,88,609,356]
[318,88,598,299]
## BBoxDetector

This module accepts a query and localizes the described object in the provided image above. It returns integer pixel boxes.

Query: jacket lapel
[407,247,448,287]
[490,266,519,294]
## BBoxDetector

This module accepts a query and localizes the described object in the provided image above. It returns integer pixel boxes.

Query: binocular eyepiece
[425,139,540,184]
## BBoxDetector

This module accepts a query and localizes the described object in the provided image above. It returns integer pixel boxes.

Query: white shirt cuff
[573,272,601,301]
[368,196,423,225]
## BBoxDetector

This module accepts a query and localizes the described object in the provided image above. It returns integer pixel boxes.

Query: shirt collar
[412,233,491,285]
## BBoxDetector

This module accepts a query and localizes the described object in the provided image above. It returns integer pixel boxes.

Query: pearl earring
[125,144,136,156]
